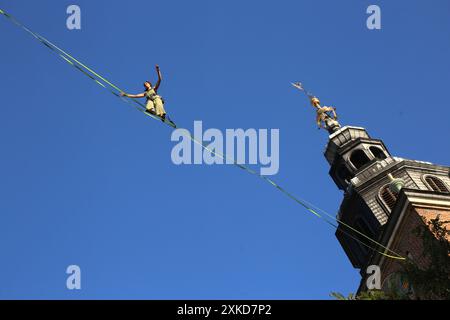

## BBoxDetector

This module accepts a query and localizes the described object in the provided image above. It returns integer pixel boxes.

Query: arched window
[369,146,387,160]
[379,184,398,212]
[350,149,371,170]
[424,175,450,193]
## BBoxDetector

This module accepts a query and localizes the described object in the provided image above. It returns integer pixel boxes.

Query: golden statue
[292,82,341,133]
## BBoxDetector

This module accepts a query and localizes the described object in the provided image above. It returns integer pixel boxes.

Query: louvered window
[379,185,398,211]
[424,176,450,193]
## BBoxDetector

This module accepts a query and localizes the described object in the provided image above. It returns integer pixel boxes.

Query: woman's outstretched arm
[154,65,162,92]
[120,92,146,98]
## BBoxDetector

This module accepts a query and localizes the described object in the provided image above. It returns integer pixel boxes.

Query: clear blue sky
[0,0,449,299]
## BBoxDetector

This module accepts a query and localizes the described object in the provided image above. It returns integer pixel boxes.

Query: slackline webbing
[0,8,405,260]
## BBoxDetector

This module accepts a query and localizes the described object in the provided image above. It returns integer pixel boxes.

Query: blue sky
[0,0,449,299]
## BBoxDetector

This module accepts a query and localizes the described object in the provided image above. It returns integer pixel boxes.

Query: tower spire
[292,82,341,134]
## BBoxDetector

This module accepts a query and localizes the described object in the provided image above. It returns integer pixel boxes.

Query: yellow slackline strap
[0,8,405,261]
[37,34,122,92]
[32,31,176,126]
[0,8,173,127]
[187,134,405,260]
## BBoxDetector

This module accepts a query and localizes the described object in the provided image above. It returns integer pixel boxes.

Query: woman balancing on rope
[120,65,167,121]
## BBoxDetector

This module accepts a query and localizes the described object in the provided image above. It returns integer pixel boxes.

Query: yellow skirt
[146,97,166,117]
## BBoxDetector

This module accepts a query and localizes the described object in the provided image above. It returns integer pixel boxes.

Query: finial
[310,96,321,108]
[292,82,341,134]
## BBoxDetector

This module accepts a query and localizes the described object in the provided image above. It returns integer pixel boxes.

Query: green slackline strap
[0,8,173,127]
[0,8,405,261]
[187,133,405,260]
[33,30,180,127]
[44,35,175,126]
[46,34,177,127]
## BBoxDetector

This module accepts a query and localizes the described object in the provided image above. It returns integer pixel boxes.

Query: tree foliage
[331,215,450,300]
[400,216,450,299]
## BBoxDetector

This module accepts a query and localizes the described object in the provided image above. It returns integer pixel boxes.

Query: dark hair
[144,81,152,86]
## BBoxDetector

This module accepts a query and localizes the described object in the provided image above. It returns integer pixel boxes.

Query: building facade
[323,125,450,296]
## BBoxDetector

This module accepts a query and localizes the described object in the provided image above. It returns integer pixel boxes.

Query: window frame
[377,183,398,214]
[422,174,450,193]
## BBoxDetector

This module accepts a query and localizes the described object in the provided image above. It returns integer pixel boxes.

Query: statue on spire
[292,82,341,134]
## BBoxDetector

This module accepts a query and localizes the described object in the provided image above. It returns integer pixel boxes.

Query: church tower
[326,125,450,294]
[293,83,450,296]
